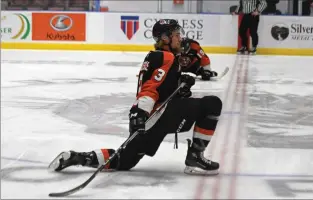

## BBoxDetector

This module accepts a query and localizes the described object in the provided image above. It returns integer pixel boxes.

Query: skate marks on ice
[93,169,313,195]
[1,165,95,198]
[2,156,313,181]
[53,94,132,136]
[2,77,128,89]
[2,93,190,143]
[53,94,194,144]
[53,92,238,143]
[1,55,143,68]
[1,59,96,66]
[3,91,235,144]
[93,169,176,189]
[3,84,229,144]
[106,61,141,67]
[267,179,313,198]
[3,155,313,197]
[247,56,313,149]
[2,155,313,199]
[1,156,95,184]
[247,93,313,149]
[0,154,180,198]
[1,165,93,183]
[1,94,130,135]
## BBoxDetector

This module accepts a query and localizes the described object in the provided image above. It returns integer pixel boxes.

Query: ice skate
[48,151,99,171]
[184,139,219,175]
[249,47,257,55]
[237,46,248,55]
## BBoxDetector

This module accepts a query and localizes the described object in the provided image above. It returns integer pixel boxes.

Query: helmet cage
[180,37,191,55]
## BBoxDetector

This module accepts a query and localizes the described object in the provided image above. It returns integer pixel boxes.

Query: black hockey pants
[108,96,222,170]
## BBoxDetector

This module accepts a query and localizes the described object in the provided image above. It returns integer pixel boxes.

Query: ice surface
[1,50,313,199]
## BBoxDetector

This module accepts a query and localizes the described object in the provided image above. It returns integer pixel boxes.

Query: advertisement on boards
[1,12,31,41]
[32,12,86,41]
[141,16,205,41]
[258,16,313,48]
[103,13,237,46]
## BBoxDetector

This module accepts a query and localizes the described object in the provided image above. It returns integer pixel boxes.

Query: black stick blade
[48,179,90,197]
[48,167,101,197]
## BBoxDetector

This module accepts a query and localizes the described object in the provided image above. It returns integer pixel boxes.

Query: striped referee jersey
[235,0,267,14]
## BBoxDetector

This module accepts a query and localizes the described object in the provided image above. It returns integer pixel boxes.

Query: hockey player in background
[179,37,218,81]
[49,19,222,175]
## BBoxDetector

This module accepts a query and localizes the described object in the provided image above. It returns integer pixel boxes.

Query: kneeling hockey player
[49,19,222,175]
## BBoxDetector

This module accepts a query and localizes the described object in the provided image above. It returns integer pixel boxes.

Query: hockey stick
[182,67,229,82]
[210,67,229,81]
[136,67,229,80]
[48,82,186,197]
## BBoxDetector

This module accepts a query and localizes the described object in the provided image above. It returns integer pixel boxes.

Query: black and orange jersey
[181,38,211,75]
[134,50,181,115]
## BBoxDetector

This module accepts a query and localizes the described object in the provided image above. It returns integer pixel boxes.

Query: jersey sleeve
[189,42,211,69]
[135,51,174,114]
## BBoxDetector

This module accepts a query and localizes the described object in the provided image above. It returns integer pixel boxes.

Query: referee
[232,0,267,54]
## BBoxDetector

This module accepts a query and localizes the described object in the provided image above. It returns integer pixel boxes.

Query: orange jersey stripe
[101,149,110,169]
[194,126,215,136]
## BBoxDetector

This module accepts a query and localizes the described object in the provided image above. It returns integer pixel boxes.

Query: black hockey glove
[197,67,218,81]
[178,74,195,98]
[178,86,192,98]
[181,74,195,87]
[129,105,149,135]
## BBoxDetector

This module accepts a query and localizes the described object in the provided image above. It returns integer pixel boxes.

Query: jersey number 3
[154,69,165,81]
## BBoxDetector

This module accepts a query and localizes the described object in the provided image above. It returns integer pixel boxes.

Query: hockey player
[49,19,222,175]
[179,37,218,81]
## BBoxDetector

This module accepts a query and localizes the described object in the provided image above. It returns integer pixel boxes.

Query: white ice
[1,50,313,199]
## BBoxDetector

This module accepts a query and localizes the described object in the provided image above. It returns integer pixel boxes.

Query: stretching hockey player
[179,37,218,81]
[49,19,222,175]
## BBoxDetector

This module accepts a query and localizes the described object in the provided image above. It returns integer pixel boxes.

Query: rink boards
[1,11,313,56]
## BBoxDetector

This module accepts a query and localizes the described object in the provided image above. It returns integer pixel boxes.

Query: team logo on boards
[1,13,30,40]
[50,15,73,32]
[271,24,289,41]
[121,16,139,40]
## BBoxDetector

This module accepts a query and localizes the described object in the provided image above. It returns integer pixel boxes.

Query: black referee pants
[239,14,260,48]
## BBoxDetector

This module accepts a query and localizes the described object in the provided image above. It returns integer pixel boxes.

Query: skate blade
[184,166,219,176]
[48,151,71,171]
